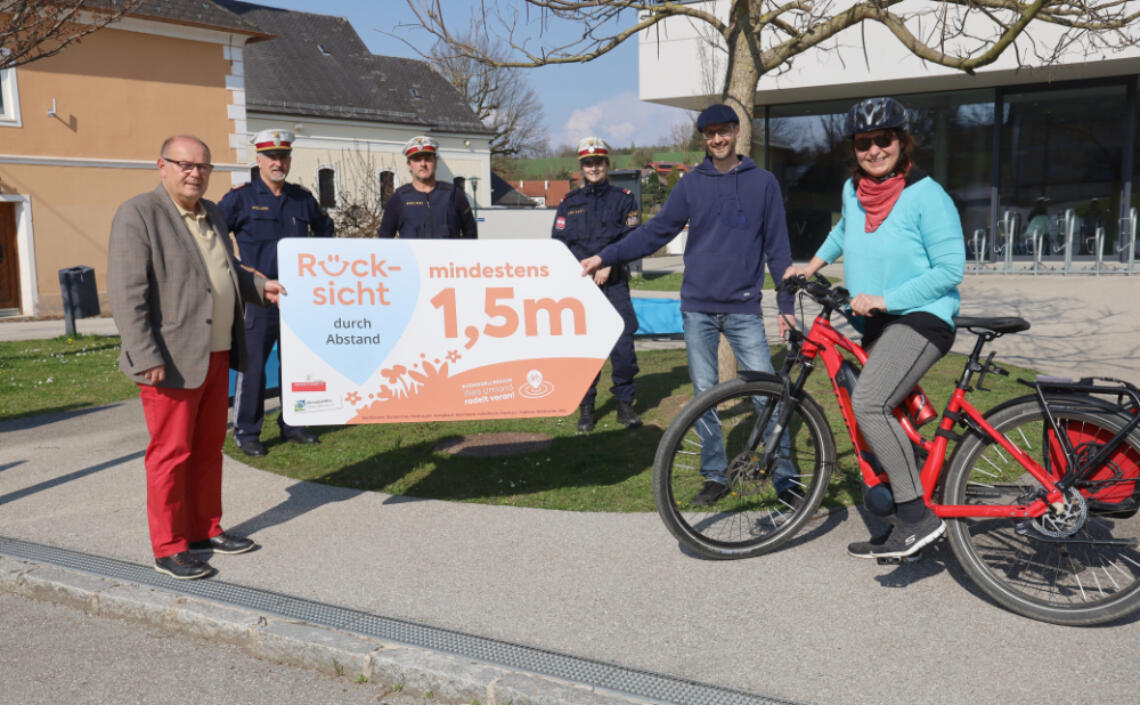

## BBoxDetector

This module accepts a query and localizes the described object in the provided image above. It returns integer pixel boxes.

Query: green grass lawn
[0,335,137,420]
[227,345,1031,513]
[630,272,778,292]
[2,334,1033,513]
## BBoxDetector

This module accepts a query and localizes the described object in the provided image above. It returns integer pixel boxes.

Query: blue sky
[248,0,694,150]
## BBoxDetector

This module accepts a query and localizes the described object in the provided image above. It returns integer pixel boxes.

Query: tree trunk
[717,0,762,381]
[722,0,762,155]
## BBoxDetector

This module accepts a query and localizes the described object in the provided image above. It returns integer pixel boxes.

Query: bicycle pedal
[875,550,923,566]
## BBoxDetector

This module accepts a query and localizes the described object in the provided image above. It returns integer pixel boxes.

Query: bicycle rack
[1031,230,1044,275]
[1000,210,1019,273]
[1063,209,1076,276]
[972,228,987,274]
[1117,208,1137,275]
[1093,226,1105,275]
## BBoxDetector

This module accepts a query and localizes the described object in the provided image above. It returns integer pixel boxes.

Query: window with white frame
[0,69,22,127]
[317,167,337,209]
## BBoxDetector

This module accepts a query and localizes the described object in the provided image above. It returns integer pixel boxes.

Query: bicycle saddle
[952,316,1031,335]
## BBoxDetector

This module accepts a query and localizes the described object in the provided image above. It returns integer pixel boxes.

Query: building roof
[491,173,537,208]
[211,0,492,134]
[514,180,571,207]
[92,0,270,38]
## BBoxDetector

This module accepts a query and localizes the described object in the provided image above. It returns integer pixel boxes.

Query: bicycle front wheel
[653,376,835,559]
[944,396,1140,626]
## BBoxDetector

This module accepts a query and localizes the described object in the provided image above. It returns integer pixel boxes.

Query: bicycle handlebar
[777,274,854,316]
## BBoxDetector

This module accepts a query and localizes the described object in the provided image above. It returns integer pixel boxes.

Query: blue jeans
[682,311,795,491]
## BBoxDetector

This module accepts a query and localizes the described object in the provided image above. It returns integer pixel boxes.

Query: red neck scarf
[856,172,906,232]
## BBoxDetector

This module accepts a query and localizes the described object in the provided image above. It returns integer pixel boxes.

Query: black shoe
[282,428,319,445]
[616,400,643,428]
[577,404,596,433]
[847,527,893,558]
[155,551,212,580]
[777,487,804,510]
[188,531,255,555]
[690,480,729,507]
[235,438,267,457]
[869,510,944,559]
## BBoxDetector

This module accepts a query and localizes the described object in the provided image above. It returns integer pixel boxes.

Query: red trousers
[138,351,229,558]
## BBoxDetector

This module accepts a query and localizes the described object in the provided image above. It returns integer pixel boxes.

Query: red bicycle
[653,274,1140,625]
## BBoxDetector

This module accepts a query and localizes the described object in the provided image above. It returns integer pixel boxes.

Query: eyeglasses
[161,157,214,174]
[852,133,896,152]
[580,158,607,168]
[701,126,736,141]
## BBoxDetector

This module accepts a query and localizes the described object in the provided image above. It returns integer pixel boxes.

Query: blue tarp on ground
[632,297,683,335]
[228,342,279,397]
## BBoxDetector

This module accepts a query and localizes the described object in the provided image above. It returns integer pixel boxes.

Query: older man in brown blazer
[108,135,284,580]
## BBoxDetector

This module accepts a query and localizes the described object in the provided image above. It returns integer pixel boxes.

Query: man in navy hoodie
[581,104,797,507]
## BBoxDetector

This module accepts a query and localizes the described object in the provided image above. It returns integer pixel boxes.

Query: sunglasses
[852,132,896,152]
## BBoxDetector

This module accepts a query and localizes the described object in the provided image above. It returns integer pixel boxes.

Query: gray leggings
[851,325,944,503]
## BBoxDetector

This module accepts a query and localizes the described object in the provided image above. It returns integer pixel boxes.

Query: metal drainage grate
[0,535,800,705]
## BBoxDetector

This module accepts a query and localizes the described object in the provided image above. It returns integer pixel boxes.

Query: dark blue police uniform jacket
[376,181,477,239]
[218,177,334,278]
[552,180,641,405]
[218,177,333,441]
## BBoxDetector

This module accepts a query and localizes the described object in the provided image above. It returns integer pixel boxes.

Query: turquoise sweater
[816,176,965,327]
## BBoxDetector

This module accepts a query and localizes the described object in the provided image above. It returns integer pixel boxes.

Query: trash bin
[58,265,100,335]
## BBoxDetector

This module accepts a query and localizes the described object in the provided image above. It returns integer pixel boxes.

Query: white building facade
[639,1,1140,267]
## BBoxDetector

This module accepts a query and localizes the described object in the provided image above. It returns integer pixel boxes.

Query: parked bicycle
[653,273,1140,626]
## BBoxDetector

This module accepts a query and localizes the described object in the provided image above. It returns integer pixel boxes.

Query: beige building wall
[0,22,255,316]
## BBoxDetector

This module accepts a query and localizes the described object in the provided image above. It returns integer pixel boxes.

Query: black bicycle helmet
[844,97,908,138]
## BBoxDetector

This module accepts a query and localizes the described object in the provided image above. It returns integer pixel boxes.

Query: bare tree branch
[0,0,146,70]
[404,0,1140,153]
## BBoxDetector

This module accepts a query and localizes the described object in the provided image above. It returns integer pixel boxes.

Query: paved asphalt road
[0,590,431,705]
[3,270,1140,705]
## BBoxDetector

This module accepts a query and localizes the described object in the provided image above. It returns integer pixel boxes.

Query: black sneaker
[154,551,212,580]
[188,532,255,555]
[847,527,893,558]
[777,487,804,510]
[690,480,729,507]
[577,404,596,433]
[282,428,319,445]
[869,510,944,559]
[235,438,267,457]
[616,400,642,429]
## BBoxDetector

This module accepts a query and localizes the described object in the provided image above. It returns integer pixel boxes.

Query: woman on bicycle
[784,97,966,560]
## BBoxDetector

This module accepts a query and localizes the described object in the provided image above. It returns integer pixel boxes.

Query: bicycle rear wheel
[944,395,1140,625]
[653,376,835,559]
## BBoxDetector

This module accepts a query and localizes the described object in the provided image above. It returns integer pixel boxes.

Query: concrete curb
[0,555,653,705]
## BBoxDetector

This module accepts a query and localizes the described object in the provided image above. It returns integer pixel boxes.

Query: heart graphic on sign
[278,239,420,386]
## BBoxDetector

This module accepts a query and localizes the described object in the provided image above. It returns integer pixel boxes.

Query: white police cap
[404,136,439,158]
[252,129,294,153]
[576,136,610,160]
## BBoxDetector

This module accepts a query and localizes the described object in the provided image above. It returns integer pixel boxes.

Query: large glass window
[904,90,994,250]
[767,99,851,259]
[999,83,1127,260]
[768,90,992,259]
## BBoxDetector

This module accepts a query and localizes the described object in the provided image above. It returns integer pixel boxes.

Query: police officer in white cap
[376,135,477,239]
[553,136,642,432]
[219,129,334,456]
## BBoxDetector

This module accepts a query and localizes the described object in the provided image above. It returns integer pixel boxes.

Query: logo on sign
[518,369,554,399]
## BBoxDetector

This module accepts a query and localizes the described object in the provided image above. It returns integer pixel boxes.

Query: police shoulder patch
[555,216,567,231]
[625,211,640,227]
[622,188,631,195]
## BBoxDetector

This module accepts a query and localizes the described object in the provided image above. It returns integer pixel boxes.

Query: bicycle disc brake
[1025,487,1089,539]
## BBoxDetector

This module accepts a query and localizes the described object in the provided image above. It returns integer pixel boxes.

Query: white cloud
[558,92,693,149]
